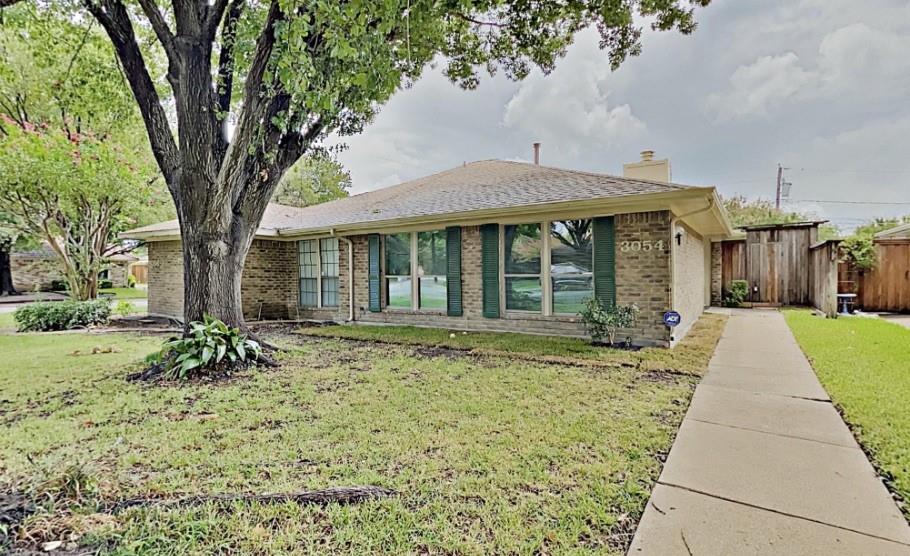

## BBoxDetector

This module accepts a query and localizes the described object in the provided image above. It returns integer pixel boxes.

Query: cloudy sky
[330,0,910,233]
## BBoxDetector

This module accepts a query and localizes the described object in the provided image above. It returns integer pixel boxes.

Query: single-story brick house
[123,158,734,346]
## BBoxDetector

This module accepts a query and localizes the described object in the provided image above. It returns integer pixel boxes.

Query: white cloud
[501,44,646,156]
[706,20,910,122]
[706,53,816,121]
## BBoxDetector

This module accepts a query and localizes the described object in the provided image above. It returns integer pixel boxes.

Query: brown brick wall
[148,210,697,346]
[615,211,672,345]
[242,240,297,320]
[148,239,298,321]
[710,241,722,305]
[148,241,184,318]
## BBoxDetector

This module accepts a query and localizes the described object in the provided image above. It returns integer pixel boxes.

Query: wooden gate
[744,225,816,305]
[857,240,910,312]
[720,240,746,299]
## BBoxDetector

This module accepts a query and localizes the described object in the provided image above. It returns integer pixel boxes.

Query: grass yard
[100,287,148,300]
[785,310,910,514]
[1,314,725,555]
[0,311,14,330]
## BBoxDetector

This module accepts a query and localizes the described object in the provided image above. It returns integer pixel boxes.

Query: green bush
[723,279,749,308]
[49,279,68,292]
[14,300,111,332]
[114,300,134,317]
[98,278,114,289]
[127,274,137,288]
[147,315,262,380]
[579,297,639,346]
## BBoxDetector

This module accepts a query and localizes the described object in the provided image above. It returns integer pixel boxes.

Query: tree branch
[84,0,180,189]
[215,0,245,116]
[135,0,178,61]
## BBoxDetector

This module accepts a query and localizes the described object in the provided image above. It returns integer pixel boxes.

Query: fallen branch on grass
[108,486,396,513]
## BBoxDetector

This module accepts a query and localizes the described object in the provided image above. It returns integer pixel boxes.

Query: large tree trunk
[180,223,249,328]
[0,249,17,296]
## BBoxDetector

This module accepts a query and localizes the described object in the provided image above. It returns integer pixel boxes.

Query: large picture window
[384,233,412,309]
[298,238,340,308]
[503,223,542,312]
[417,230,447,310]
[550,220,594,314]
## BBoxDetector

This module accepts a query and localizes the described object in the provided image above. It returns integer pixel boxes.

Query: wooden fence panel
[859,241,910,312]
[809,241,839,317]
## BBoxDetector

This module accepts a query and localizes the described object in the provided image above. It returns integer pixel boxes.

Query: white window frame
[298,238,340,308]
[500,222,547,315]
[500,219,595,317]
[548,219,595,316]
[382,230,447,312]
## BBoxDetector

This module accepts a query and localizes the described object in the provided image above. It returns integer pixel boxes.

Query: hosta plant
[148,315,261,380]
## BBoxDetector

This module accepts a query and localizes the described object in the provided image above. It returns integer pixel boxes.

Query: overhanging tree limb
[84,0,180,190]
[135,0,177,61]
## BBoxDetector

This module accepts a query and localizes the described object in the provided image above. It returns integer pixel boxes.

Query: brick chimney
[533,142,541,165]
[623,150,671,182]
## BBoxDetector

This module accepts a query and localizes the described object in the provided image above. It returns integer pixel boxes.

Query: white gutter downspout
[332,229,355,322]
[669,196,715,324]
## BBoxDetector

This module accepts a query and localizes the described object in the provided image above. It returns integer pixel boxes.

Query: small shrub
[98,279,113,289]
[148,315,262,380]
[114,300,134,317]
[579,297,639,346]
[723,279,749,308]
[127,274,137,288]
[13,300,111,332]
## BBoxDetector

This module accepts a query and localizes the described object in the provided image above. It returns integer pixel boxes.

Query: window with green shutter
[446,227,463,316]
[593,216,616,308]
[480,224,500,318]
[367,234,381,312]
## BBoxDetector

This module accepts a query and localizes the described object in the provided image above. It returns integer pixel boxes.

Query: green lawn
[100,287,147,299]
[1,315,725,554]
[785,310,910,514]
[0,311,15,330]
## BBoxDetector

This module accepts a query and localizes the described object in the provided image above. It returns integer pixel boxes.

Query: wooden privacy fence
[715,222,839,316]
[840,239,910,312]
[809,241,839,317]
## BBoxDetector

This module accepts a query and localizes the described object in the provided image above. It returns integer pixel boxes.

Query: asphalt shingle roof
[123,160,697,238]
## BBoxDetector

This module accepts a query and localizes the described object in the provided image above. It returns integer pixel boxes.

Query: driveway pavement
[629,309,910,555]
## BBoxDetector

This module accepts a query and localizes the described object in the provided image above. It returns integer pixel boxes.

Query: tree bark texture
[87,1,321,330]
[0,249,17,296]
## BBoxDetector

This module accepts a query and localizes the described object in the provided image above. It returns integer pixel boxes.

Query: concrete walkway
[630,309,910,555]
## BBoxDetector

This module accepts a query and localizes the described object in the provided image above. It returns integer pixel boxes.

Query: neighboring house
[11,244,135,292]
[122,155,734,346]
[10,245,63,292]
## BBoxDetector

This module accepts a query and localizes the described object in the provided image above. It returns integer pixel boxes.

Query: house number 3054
[620,240,666,252]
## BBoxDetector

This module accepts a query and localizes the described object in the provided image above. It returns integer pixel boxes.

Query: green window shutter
[480,224,500,318]
[446,226,463,316]
[593,216,617,308]
[368,234,381,312]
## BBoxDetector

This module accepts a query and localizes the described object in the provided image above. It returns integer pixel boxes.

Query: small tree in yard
[1,0,712,334]
[580,297,639,346]
[0,9,173,300]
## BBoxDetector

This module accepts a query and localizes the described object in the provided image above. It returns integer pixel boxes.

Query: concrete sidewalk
[630,309,910,555]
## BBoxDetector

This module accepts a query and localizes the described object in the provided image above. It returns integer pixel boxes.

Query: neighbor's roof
[122,160,730,240]
[875,222,910,239]
[121,203,314,240]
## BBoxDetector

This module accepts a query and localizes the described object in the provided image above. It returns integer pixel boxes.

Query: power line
[790,199,910,206]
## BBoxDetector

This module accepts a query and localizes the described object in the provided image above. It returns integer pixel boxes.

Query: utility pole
[776,163,783,210]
